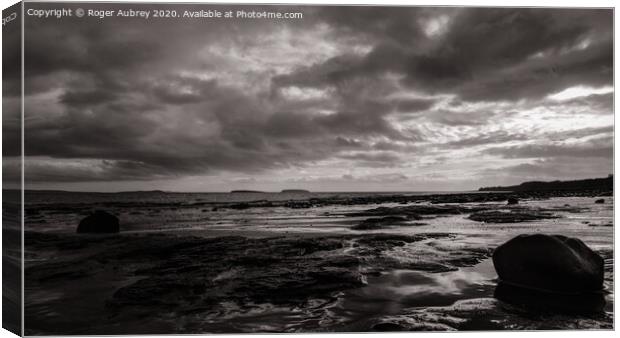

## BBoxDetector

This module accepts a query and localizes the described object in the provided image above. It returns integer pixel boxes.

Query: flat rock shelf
[23,191,613,334]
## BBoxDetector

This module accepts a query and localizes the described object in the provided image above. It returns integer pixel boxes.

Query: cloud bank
[6,4,612,191]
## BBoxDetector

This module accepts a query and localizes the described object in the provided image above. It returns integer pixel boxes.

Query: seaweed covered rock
[77,210,120,234]
[492,234,604,294]
[469,210,557,223]
[351,216,425,230]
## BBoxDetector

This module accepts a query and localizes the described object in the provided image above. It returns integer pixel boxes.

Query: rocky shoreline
[23,189,612,217]
[23,190,614,334]
[25,231,491,334]
[24,229,613,334]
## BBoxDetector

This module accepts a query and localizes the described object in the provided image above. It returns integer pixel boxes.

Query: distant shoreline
[13,189,482,195]
[6,175,614,195]
[479,176,612,192]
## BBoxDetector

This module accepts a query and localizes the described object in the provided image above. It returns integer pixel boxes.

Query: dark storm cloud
[339,152,403,168]
[272,44,406,93]
[22,159,169,183]
[270,6,432,90]
[18,4,434,183]
[452,41,612,101]
[316,110,407,140]
[21,3,319,95]
[260,109,399,140]
[395,98,437,113]
[263,111,320,138]
[316,6,431,44]
[275,7,612,102]
[14,4,613,186]
[60,89,119,107]
[23,76,417,181]
[402,9,612,100]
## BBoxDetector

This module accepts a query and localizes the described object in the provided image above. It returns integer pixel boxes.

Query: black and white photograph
[1,1,615,335]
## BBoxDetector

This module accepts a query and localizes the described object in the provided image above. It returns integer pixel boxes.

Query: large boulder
[492,234,606,313]
[77,210,120,234]
[492,234,604,294]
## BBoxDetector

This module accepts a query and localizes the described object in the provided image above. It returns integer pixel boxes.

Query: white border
[0,1,617,338]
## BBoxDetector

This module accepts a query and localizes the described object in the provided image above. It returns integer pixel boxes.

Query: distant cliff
[479,175,613,192]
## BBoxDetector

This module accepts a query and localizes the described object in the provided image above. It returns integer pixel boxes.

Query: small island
[230,190,265,193]
[280,189,310,193]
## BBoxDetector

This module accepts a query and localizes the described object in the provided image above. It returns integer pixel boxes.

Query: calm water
[24,189,479,205]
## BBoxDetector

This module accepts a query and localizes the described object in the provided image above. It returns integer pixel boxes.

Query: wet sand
[23,192,613,334]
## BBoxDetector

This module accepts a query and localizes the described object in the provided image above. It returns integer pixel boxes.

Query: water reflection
[494,282,606,315]
[336,259,497,318]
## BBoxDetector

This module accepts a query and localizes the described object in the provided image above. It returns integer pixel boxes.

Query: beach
[22,190,614,334]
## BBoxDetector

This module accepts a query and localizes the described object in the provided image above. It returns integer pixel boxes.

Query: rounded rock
[492,234,604,294]
[77,210,120,234]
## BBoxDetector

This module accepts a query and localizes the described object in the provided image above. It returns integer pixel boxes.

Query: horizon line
[10,188,483,194]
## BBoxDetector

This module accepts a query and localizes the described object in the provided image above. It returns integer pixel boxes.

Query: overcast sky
[5,4,613,192]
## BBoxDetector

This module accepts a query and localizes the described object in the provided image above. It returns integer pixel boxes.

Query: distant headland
[479,175,613,192]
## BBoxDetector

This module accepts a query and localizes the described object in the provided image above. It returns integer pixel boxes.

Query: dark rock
[352,216,409,230]
[507,197,519,205]
[348,206,415,218]
[76,211,120,234]
[348,204,480,219]
[285,201,313,209]
[229,202,251,210]
[111,277,187,306]
[588,222,613,227]
[492,234,604,294]
[595,199,605,204]
[469,210,558,223]
[26,225,613,333]
[540,205,588,213]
